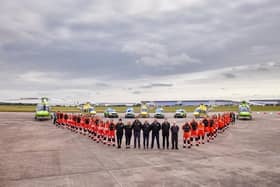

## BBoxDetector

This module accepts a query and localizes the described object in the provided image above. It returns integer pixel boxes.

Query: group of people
[53,112,235,150]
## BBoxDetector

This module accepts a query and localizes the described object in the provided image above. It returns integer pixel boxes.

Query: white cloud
[136,53,200,66]
[122,41,199,66]
[122,41,166,56]
[1,0,280,103]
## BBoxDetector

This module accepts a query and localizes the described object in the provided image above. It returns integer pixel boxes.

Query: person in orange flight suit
[88,117,95,138]
[197,120,205,144]
[209,116,215,141]
[97,120,104,143]
[63,113,69,129]
[83,116,90,136]
[225,113,231,129]
[182,121,191,148]
[202,117,210,142]
[103,120,110,144]
[71,115,77,132]
[93,118,100,142]
[107,119,116,146]
[190,119,199,146]
[213,115,219,138]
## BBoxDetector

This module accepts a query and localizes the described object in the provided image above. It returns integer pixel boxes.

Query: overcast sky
[0,0,280,104]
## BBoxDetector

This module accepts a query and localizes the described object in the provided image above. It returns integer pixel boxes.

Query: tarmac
[0,112,280,187]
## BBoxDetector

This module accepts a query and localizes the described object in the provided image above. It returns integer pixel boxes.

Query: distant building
[141,100,237,106]
[249,100,280,106]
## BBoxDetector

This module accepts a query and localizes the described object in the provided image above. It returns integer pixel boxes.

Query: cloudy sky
[1,0,280,104]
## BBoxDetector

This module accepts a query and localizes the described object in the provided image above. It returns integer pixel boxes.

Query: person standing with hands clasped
[124,120,133,149]
[132,118,142,149]
[116,119,124,149]
[170,121,179,150]
[142,120,151,149]
[151,119,161,149]
[161,119,170,149]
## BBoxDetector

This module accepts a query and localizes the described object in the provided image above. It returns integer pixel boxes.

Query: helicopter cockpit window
[36,104,50,112]
[239,106,250,112]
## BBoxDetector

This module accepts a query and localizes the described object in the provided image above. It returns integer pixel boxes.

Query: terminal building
[142,100,280,107]
[141,100,238,107]
[249,100,280,106]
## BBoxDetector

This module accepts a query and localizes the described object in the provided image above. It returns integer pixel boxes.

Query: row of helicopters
[34,98,253,120]
[80,102,207,119]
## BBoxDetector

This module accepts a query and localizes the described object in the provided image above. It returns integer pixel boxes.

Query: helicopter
[34,97,52,120]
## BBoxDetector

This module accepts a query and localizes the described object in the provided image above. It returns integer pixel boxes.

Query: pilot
[132,118,142,149]
[124,120,133,148]
[150,119,161,149]
[170,121,179,150]
[115,119,124,149]
[161,118,170,149]
[142,120,151,149]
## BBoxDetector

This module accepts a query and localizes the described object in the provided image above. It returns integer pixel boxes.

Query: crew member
[209,116,215,140]
[93,119,100,142]
[142,120,151,149]
[198,120,205,144]
[71,114,77,132]
[202,117,210,142]
[170,121,179,150]
[182,121,191,148]
[108,119,116,146]
[55,111,60,126]
[84,117,90,136]
[219,114,225,133]
[230,112,236,125]
[59,113,64,127]
[52,112,57,125]
[190,119,199,146]
[115,119,124,149]
[97,120,104,143]
[103,120,110,144]
[77,115,82,134]
[63,113,69,129]
[213,115,218,138]
[88,116,94,138]
[132,118,142,149]
[161,119,170,149]
[151,119,161,149]
[124,121,133,148]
